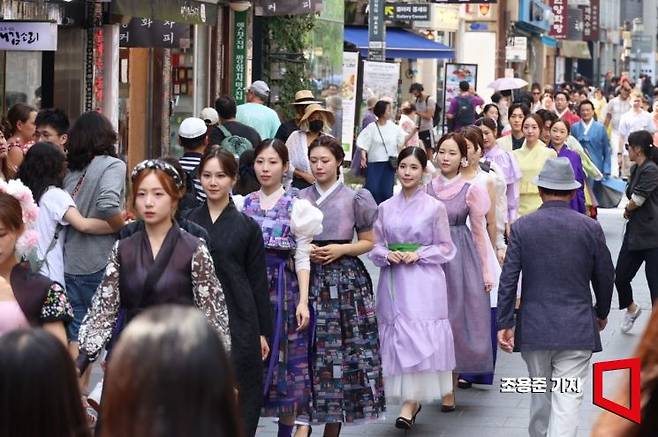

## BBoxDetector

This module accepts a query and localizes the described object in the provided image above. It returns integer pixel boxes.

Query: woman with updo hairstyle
[2,102,37,173]
[370,146,456,429]
[513,113,557,216]
[75,159,231,376]
[615,130,658,334]
[455,126,508,390]
[295,136,384,435]
[475,117,521,224]
[186,146,271,437]
[427,132,494,411]
[240,139,323,437]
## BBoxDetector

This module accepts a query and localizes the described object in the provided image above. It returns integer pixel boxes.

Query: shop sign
[505,36,527,62]
[385,3,431,21]
[549,0,567,39]
[368,0,386,61]
[119,18,190,48]
[231,10,248,105]
[0,21,57,51]
[111,0,218,25]
[254,0,323,16]
[580,0,599,41]
[430,1,496,3]
[518,0,551,32]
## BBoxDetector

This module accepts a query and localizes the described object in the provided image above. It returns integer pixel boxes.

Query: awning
[541,35,558,48]
[344,26,454,59]
[110,0,219,25]
[559,40,591,59]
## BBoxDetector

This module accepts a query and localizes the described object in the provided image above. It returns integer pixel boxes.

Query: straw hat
[299,103,335,125]
[292,90,323,106]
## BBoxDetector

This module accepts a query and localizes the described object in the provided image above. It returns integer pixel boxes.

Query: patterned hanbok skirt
[308,249,385,424]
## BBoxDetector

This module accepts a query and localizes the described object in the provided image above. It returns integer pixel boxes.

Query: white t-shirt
[619,110,655,146]
[357,120,405,162]
[607,96,631,131]
[35,187,75,286]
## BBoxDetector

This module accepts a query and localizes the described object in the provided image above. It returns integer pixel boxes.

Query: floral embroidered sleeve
[77,242,121,371]
[39,282,74,323]
[191,242,231,352]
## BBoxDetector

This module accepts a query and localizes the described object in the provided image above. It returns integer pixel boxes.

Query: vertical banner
[362,61,400,128]
[442,63,478,128]
[232,10,248,105]
[368,0,386,61]
[581,0,599,41]
[549,0,567,40]
[341,51,359,160]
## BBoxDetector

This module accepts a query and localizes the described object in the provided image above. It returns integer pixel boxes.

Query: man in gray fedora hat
[497,157,614,437]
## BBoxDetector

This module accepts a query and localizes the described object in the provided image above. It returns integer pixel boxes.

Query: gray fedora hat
[532,157,582,190]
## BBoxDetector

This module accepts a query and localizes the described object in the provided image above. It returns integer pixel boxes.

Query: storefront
[108,0,226,169]
[512,0,553,85]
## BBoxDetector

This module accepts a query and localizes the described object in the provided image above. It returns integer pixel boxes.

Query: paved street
[256,205,651,436]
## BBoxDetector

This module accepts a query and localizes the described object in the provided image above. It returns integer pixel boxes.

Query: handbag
[375,123,398,170]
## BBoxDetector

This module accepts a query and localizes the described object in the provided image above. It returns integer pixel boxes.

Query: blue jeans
[65,269,106,341]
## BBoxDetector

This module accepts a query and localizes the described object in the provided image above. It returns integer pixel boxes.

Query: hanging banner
[231,10,248,105]
[0,21,57,51]
[119,18,190,48]
[362,61,400,129]
[581,0,599,41]
[549,0,567,39]
[340,51,359,160]
[442,63,478,127]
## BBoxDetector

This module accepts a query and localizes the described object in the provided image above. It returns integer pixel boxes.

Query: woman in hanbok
[457,127,506,389]
[513,114,557,217]
[427,132,493,411]
[0,183,73,343]
[76,159,231,374]
[186,147,272,437]
[371,147,457,430]
[297,136,384,436]
[241,139,323,437]
[548,120,587,214]
[476,117,521,228]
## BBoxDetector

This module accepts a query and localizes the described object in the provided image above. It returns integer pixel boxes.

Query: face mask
[309,119,324,133]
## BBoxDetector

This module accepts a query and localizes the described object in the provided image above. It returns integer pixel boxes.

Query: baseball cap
[178,117,207,139]
[249,80,270,98]
[200,107,219,125]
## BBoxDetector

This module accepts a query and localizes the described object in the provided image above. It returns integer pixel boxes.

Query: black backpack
[454,95,476,127]
[179,164,202,212]
[425,96,442,127]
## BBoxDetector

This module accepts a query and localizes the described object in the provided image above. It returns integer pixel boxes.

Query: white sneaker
[620,306,642,333]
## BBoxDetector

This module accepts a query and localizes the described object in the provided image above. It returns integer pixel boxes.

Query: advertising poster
[340,52,359,160]
[362,60,400,110]
[442,63,478,128]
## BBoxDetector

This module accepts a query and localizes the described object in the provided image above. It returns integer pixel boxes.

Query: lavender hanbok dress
[370,189,457,402]
[427,176,494,374]
[299,183,385,423]
[484,145,521,222]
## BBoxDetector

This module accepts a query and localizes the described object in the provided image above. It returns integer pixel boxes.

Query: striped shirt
[178,152,206,202]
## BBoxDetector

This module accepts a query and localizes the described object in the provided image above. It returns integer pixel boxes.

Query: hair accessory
[460,157,469,168]
[0,179,40,258]
[131,159,184,190]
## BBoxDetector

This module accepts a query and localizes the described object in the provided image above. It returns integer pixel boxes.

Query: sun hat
[299,103,335,126]
[292,90,322,105]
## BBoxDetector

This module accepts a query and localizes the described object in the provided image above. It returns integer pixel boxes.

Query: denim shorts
[65,269,106,342]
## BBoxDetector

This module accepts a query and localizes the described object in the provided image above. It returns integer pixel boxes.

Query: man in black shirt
[210,95,262,148]
[274,89,322,142]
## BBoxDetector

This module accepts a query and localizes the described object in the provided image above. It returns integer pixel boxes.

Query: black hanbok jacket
[187,201,271,436]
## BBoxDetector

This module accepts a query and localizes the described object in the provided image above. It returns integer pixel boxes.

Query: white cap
[200,107,219,125]
[178,117,207,139]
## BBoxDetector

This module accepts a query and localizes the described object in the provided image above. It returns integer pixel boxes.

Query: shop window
[3,51,42,111]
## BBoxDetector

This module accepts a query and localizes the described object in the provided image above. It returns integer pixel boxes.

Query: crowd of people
[0,74,657,437]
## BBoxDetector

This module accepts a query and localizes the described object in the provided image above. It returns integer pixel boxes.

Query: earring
[460,158,469,168]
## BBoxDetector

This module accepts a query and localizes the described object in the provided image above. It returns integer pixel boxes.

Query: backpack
[454,95,476,127]
[218,124,252,158]
[425,96,442,127]
[179,163,202,212]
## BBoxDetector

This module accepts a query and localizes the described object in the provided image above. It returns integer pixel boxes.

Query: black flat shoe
[395,404,422,430]
[440,404,456,413]
[457,379,472,389]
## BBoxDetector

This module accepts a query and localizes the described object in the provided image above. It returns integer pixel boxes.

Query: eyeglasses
[532,91,541,95]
